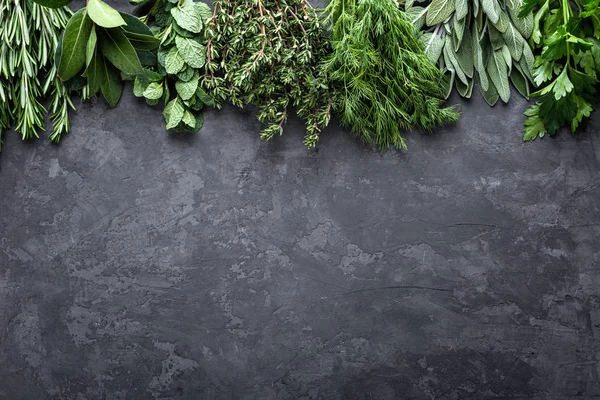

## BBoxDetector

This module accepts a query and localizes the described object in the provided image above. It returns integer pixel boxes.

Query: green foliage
[131,0,211,133]
[203,0,334,148]
[324,0,460,150]
[405,0,537,104]
[521,0,600,140]
[0,0,75,147]
[55,1,157,108]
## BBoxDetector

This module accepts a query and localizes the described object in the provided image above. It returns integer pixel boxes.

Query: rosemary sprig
[0,0,76,149]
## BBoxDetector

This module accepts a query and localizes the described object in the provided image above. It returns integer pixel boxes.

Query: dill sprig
[324,0,460,150]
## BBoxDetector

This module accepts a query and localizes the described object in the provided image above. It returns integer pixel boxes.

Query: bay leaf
[88,0,126,28]
[101,58,123,107]
[99,28,143,75]
[58,9,93,81]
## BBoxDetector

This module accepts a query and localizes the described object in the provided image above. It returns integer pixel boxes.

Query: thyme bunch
[0,0,76,149]
[203,0,334,148]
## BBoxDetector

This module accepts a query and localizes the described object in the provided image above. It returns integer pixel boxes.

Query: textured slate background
[1,1,600,399]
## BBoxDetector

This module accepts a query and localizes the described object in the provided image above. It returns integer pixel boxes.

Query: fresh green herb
[0,0,75,148]
[129,0,212,133]
[37,0,158,108]
[404,0,537,104]
[520,0,600,140]
[203,0,334,148]
[324,0,460,150]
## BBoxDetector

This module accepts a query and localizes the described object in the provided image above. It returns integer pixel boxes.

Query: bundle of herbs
[131,0,213,132]
[404,0,536,104]
[203,0,334,148]
[324,0,460,150]
[47,0,159,108]
[0,0,75,149]
[520,0,600,140]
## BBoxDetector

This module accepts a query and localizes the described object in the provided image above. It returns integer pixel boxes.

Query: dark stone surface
[2,2,600,399]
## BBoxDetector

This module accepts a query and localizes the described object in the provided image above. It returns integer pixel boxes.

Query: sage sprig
[0,0,75,148]
[129,0,213,133]
[325,0,460,150]
[203,0,334,148]
[405,0,536,104]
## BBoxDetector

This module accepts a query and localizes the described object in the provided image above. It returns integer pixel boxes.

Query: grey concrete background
[1,1,600,399]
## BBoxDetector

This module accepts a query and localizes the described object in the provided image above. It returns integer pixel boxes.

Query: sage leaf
[427,0,456,26]
[456,76,474,97]
[175,73,200,100]
[442,69,456,98]
[421,32,445,62]
[509,7,533,38]
[444,36,468,84]
[143,82,164,100]
[171,3,204,34]
[408,6,427,29]
[501,45,512,72]
[101,58,123,107]
[482,0,500,24]
[473,33,489,90]
[87,0,126,28]
[488,24,505,50]
[502,24,524,61]
[175,36,207,68]
[58,9,93,81]
[480,72,500,105]
[456,27,474,78]
[164,97,185,129]
[486,49,510,102]
[453,14,465,50]
[510,64,530,97]
[492,10,510,33]
[86,28,97,67]
[99,28,143,75]
[165,46,185,74]
[521,41,535,79]
[455,0,468,20]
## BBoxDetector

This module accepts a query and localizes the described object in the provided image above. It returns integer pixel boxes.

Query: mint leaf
[171,3,204,34]
[164,98,185,129]
[175,36,206,68]
[165,46,185,74]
